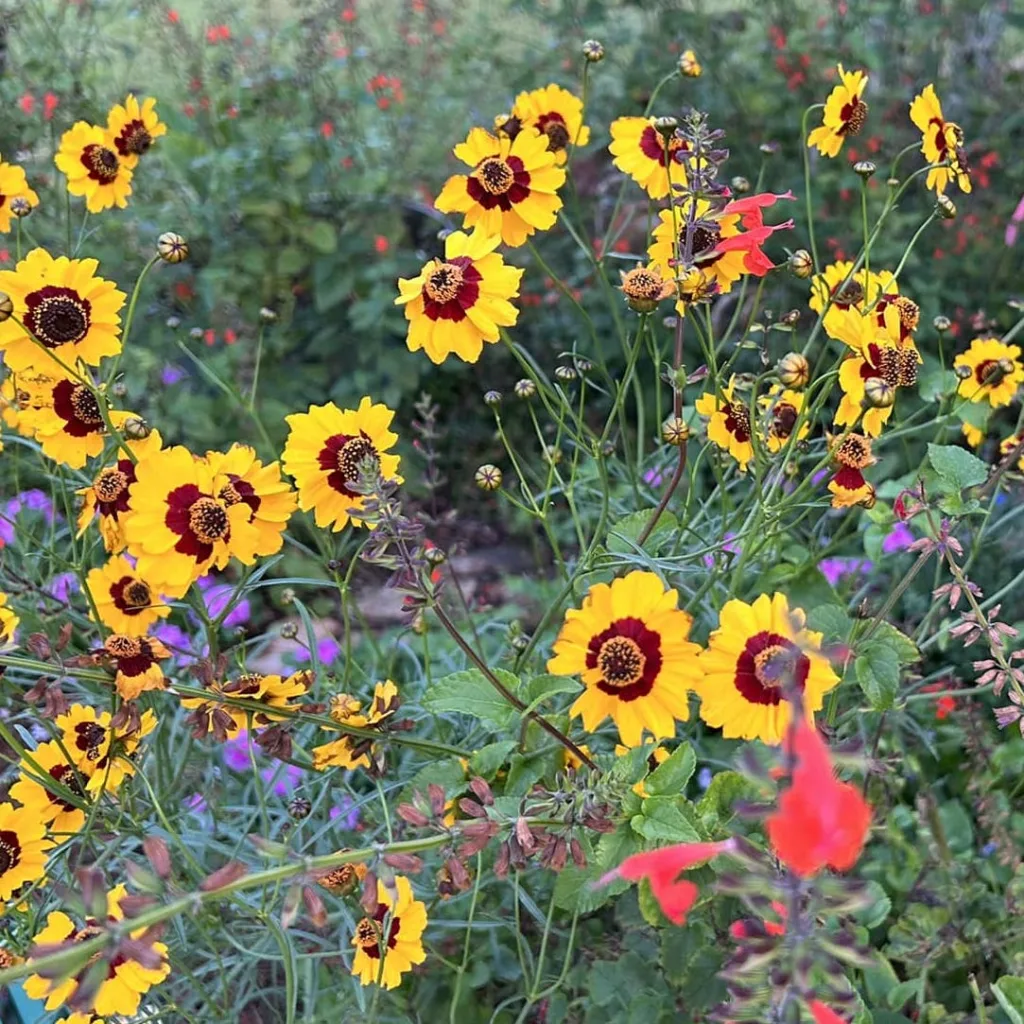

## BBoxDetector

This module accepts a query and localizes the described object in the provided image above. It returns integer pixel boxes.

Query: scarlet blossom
[342,6,355,20]
[226,105,238,118]
[341,156,354,169]
[42,93,59,120]
[18,92,34,115]
[167,9,180,23]
[224,328,237,345]
[204,328,216,346]
[766,722,871,878]
[373,235,389,254]
[320,121,334,139]
[729,900,787,939]
[183,103,196,118]
[810,1001,848,1024]
[601,840,735,924]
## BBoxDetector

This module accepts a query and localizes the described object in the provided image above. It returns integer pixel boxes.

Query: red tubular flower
[714,191,795,276]
[810,1001,848,1024]
[766,723,871,878]
[600,840,735,924]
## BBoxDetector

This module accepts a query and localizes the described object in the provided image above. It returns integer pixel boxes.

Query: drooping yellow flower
[9,741,93,835]
[609,116,690,200]
[435,126,565,247]
[547,571,703,747]
[181,670,312,740]
[0,156,40,232]
[0,801,52,900]
[55,703,157,796]
[0,591,18,645]
[54,122,133,213]
[695,376,755,470]
[828,432,877,509]
[953,338,1024,408]
[807,64,869,158]
[106,95,167,169]
[909,84,971,195]
[312,680,399,770]
[124,445,263,593]
[85,556,170,637]
[695,593,839,745]
[282,397,401,532]
[101,634,171,701]
[760,386,810,453]
[351,875,427,989]
[24,883,170,1017]
[395,230,522,364]
[508,83,590,165]
[204,443,297,559]
[0,248,125,373]
[678,49,702,77]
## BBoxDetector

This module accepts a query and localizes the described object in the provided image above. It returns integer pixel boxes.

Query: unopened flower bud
[582,39,605,62]
[933,315,951,333]
[189,326,204,341]
[259,306,278,325]
[111,381,128,398]
[0,293,12,322]
[653,116,678,137]
[863,376,896,408]
[599,439,615,457]
[483,389,502,407]
[759,141,779,156]
[661,416,690,446]
[123,416,151,440]
[574,357,593,374]
[165,315,181,330]
[777,352,810,389]
[288,797,312,819]
[955,363,973,380]
[731,175,751,194]
[279,621,299,639]
[157,231,189,263]
[280,587,296,605]
[781,308,801,327]
[554,364,577,383]
[886,177,900,188]
[475,464,502,491]
[854,160,876,179]
[514,378,536,400]
[10,197,32,218]
[510,633,530,652]
[788,249,813,279]
[936,193,956,220]
[424,545,445,566]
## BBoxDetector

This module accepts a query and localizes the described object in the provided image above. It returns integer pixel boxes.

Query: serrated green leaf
[304,219,338,254]
[470,741,515,779]
[807,604,854,642]
[871,622,919,664]
[643,743,695,797]
[523,673,580,704]
[631,795,702,843]
[855,641,901,710]
[927,443,987,491]
[696,770,755,830]
[607,509,678,555]
[422,669,518,728]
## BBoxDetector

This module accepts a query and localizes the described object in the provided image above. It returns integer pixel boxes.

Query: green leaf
[807,604,853,642]
[696,771,756,830]
[993,977,1024,1024]
[522,674,580,709]
[956,398,990,429]
[504,749,551,796]
[871,622,920,664]
[643,743,696,797]
[855,641,901,710]
[927,443,988,491]
[304,220,338,255]
[607,509,678,555]
[918,366,957,402]
[422,669,518,728]
[854,880,893,929]
[470,741,515,779]
[631,795,702,843]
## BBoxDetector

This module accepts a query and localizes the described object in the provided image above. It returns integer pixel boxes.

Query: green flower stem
[800,104,824,272]
[105,255,161,387]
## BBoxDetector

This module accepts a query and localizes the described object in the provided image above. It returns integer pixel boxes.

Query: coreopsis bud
[582,39,605,62]
[653,115,678,137]
[554,364,577,383]
[863,376,896,409]
[954,363,973,380]
[157,231,189,263]
[788,249,813,279]
[424,544,446,566]
[279,621,299,639]
[936,193,956,220]
[661,416,690,446]
[475,464,502,491]
[542,444,562,466]
[189,327,204,341]
[574,357,593,374]
[483,389,502,407]
[853,160,876,179]
[933,315,951,333]
[780,308,801,327]
[122,416,151,440]
[259,306,278,325]
[288,797,312,819]
[759,141,779,156]
[280,587,296,605]
[514,378,536,400]
[777,352,810,389]
[165,315,181,330]
[730,175,751,193]
[10,197,32,218]
[678,49,702,77]
[0,293,12,322]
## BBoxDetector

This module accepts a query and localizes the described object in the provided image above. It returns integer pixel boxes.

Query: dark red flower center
[733,632,809,706]
[81,143,121,183]
[356,902,402,958]
[50,763,87,814]
[466,155,531,210]
[24,286,92,349]
[536,112,570,152]
[724,401,751,443]
[115,119,153,157]
[687,223,722,260]
[771,402,798,440]
[74,721,107,762]
[165,484,232,561]
[586,616,663,701]
[218,474,261,515]
[421,255,481,323]
[839,97,868,136]
[832,466,867,492]
[0,830,22,875]
[638,125,689,164]
[52,380,105,437]
[110,576,152,615]
[94,460,135,516]
[317,432,380,498]
[975,359,1000,386]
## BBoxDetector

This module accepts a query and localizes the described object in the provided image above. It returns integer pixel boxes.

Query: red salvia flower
[766,723,871,878]
[43,93,59,121]
[810,1000,848,1024]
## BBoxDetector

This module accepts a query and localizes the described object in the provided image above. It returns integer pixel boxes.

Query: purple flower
[48,573,78,602]
[643,466,665,489]
[261,763,303,797]
[1,488,55,544]
[882,522,914,554]
[223,730,254,772]
[330,795,360,830]
[197,574,251,628]
[185,793,208,814]
[703,532,740,568]
[819,557,872,587]
[295,635,342,666]
[161,364,186,386]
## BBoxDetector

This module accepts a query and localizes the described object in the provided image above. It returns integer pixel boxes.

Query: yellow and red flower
[609,116,691,200]
[85,555,170,636]
[395,230,522,364]
[0,156,39,232]
[435,126,565,247]
[0,590,18,645]
[24,884,170,1017]
[1000,433,1024,471]
[695,376,755,470]
[807,65,869,158]
[350,875,427,989]
[10,741,93,835]
[808,260,897,348]
[0,801,52,900]
[56,703,157,795]
[101,633,171,701]
[909,84,971,195]
[313,680,399,770]
[0,248,125,373]
[509,83,589,165]
[760,386,810,453]
[547,571,703,747]
[695,592,839,745]
[834,331,918,438]
[106,95,167,169]
[282,397,402,532]
[953,337,1024,408]
[181,670,312,740]
[54,122,133,213]
[828,432,877,509]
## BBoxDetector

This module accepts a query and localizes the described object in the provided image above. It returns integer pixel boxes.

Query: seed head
[10,197,32,218]
[259,307,278,325]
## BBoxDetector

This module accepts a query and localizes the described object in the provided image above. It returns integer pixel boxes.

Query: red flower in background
[167,8,180,23]
[204,329,216,346]
[18,92,35,115]
[206,24,230,43]
[224,328,238,345]
[729,900,787,939]
[766,723,871,877]
[43,92,59,121]
[320,121,334,139]
[342,6,356,21]
[373,235,389,254]
[810,1001,848,1024]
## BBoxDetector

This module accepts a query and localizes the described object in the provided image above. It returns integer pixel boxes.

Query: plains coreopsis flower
[695,593,839,745]
[0,590,18,644]
[54,122,133,213]
[828,432,876,509]
[101,633,171,700]
[124,445,263,592]
[695,376,755,470]
[24,883,170,1016]
[0,248,125,372]
[77,427,163,552]
[0,156,39,231]
[953,338,1024,407]
[808,261,895,348]
[600,840,734,924]
[204,443,297,557]
[181,669,312,740]
[760,386,809,453]
[86,555,170,636]
[282,397,401,531]
[766,721,871,877]
[909,84,971,195]
[9,740,93,834]
[508,83,590,165]
[0,801,52,899]
[313,680,399,769]
[351,875,427,989]
[395,230,523,364]
[57,703,157,795]
[807,64,869,158]
[547,571,703,747]
[609,116,691,200]
[434,126,565,247]
[106,95,167,168]
[999,433,1024,471]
